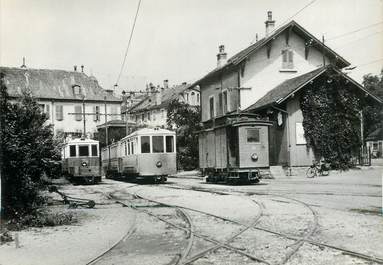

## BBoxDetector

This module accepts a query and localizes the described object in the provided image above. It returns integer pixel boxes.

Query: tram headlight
[251,153,258,162]
[81,161,88,167]
[156,161,162,168]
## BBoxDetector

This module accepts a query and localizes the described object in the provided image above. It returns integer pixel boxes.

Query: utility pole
[82,96,86,137]
[104,96,110,169]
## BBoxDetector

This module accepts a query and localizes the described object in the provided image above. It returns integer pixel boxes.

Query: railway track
[85,209,138,265]
[133,184,383,265]
[110,190,270,264]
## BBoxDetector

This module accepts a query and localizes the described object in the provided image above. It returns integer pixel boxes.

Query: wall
[286,97,315,166]
[36,99,121,137]
[240,32,331,110]
[200,70,238,122]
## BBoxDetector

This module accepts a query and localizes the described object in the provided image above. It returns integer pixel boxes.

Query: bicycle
[306,161,330,178]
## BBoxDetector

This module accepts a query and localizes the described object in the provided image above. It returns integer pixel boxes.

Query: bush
[0,72,58,219]
[6,209,76,230]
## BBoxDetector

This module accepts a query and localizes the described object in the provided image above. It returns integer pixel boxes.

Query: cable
[115,0,142,87]
[332,30,383,49]
[354,58,383,68]
[327,21,383,41]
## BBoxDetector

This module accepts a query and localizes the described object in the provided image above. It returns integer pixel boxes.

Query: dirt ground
[0,167,381,265]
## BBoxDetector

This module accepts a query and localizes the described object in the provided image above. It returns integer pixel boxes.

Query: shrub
[0,72,58,219]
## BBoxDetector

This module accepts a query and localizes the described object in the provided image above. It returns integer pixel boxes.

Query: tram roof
[64,138,99,145]
[121,128,175,140]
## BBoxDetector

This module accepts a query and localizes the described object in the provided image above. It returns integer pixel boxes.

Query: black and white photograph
[0,0,382,264]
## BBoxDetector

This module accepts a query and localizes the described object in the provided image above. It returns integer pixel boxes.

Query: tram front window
[91,144,98,156]
[79,145,89,156]
[166,136,174,153]
[141,136,150,153]
[69,145,76,157]
[153,136,164,153]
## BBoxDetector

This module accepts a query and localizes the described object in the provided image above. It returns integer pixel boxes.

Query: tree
[362,70,383,137]
[167,100,201,170]
[0,73,57,219]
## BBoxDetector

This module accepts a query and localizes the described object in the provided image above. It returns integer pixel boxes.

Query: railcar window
[141,136,150,153]
[166,136,174,153]
[153,136,164,153]
[247,129,260,143]
[69,145,76,157]
[91,144,98,156]
[79,145,89,156]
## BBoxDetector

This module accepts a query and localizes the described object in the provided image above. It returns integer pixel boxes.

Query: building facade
[125,81,200,128]
[0,66,122,138]
[195,12,382,168]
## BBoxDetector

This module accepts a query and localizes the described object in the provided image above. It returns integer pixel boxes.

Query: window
[153,136,164,153]
[73,85,81,95]
[124,142,127,156]
[141,113,145,121]
[218,92,223,116]
[75,105,82,121]
[247,129,260,143]
[56,105,63,121]
[79,145,89,156]
[128,141,131,155]
[39,104,50,119]
[166,135,174,153]
[147,112,151,121]
[141,136,150,153]
[223,90,228,114]
[282,49,294,69]
[131,141,134,154]
[91,144,98,156]
[197,94,200,104]
[209,96,215,119]
[69,145,76,157]
[94,106,100,121]
[45,104,50,119]
[186,93,189,103]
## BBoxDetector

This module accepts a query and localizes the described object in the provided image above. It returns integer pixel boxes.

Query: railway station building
[194,12,382,170]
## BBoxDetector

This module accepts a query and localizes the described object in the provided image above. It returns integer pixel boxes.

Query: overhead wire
[326,21,383,41]
[332,30,383,49]
[115,0,142,87]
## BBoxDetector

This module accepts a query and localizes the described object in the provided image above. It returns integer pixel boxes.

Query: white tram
[61,137,102,184]
[102,128,176,183]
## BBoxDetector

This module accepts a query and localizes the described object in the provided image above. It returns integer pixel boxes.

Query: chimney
[20,57,27,68]
[74,65,77,72]
[163,79,169,89]
[81,65,84,73]
[216,45,227,67]
[265,11,275,37]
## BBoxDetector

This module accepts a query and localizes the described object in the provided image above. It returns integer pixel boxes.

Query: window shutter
[56,105,63,121]
[93,106,98,121]
[75,105,82,121]
[45,104,50,119]
[288,50,294,69]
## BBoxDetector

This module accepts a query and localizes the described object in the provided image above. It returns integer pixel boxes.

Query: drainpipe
[272,105,291,176]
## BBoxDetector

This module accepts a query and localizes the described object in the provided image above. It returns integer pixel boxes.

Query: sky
[1,0,382,94]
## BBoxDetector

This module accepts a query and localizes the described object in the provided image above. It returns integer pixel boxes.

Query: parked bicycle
[306,160,330,178]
